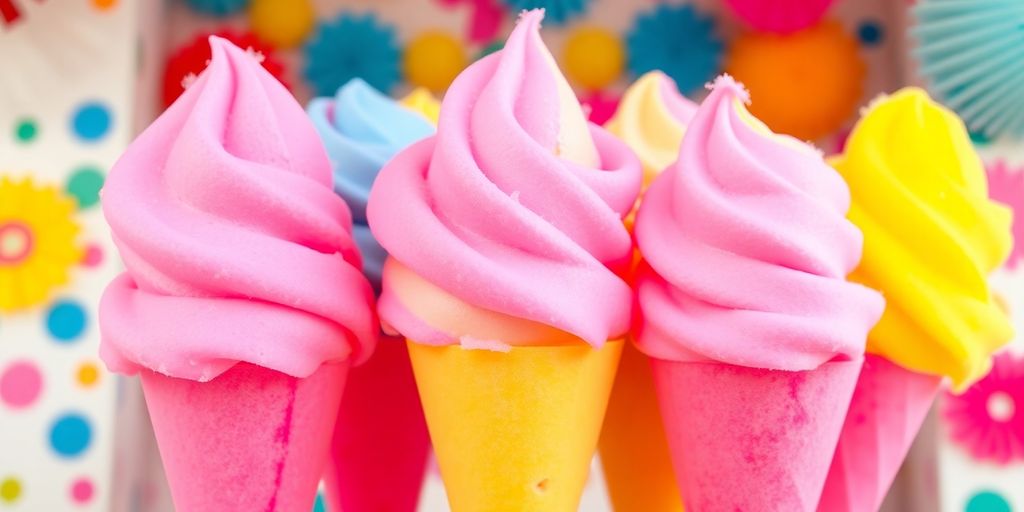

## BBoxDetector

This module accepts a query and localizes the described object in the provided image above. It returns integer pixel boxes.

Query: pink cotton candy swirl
[634,76,884,370]
[99,37,377,381]
[368,11,642,347]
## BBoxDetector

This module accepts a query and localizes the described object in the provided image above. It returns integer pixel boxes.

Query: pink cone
[141,362,347,512]
[323,336,431,512]
[817,354,942,512]
[651,358,861,511]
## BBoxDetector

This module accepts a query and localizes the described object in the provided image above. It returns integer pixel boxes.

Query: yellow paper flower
[0,175,82,312]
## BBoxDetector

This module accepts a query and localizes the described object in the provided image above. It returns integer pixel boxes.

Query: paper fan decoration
[943,351,1024,465]
[626,4,723,96]
[912,0,1024,139]
[724,0,836,33]
[986,160,1024,270]
[304,12,401,96]
[0,1,107,113]
[498,0,589,25]
[162,29,287,108]
[0,175,82,312]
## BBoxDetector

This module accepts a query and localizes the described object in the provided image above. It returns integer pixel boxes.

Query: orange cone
[599,342,683,512]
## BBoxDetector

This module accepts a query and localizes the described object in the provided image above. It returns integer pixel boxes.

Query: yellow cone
[408,339,623,512]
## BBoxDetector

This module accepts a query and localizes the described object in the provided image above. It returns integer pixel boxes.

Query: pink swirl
[367,11,642,347]
[99,37,377,381]
[634,76,884,370]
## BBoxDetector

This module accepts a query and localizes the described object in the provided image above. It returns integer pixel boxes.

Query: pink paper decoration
[723,0,836,34]
[944,352,1024,465]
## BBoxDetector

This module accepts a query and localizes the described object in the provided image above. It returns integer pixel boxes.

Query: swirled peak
[832,88,1013,389]
[368,10,642,348]
[99,37,378,381]
[634,75,884,370]
[307,79,435,291]
[606,71,697,183]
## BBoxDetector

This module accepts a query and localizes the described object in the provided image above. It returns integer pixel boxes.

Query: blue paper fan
[911,0,1024,139]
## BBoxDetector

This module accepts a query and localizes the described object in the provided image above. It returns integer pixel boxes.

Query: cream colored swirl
[606,71,697,184]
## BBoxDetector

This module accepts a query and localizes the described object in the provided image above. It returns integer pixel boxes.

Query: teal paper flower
[304,13,402,96]
[499,0,590,25]
[184,0,249,17]
[626,4,723,96]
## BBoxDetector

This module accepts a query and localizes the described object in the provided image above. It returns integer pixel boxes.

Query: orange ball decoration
[726,20,865,141]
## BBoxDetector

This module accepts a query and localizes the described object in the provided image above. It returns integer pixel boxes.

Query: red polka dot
[81,244,103,268]
[1,361,43,409]
[70,478,93,504]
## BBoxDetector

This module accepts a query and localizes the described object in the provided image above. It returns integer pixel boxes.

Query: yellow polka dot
[0,478,21,503]
[249,0,315,49]
[77,363,100,388]
[91,0,117,10]
[403,32,467,93]
[562,26,624,91]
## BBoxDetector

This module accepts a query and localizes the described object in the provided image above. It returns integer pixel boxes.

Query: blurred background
[0,0,1021,511]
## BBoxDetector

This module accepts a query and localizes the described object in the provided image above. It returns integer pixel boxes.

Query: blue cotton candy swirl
[307,79,435,292]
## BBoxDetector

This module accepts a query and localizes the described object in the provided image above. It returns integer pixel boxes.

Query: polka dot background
[928,141,1024,512]
[0,1,131,510]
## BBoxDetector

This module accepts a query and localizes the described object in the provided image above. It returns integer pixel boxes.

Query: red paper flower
[987,160,1024,270]
[162,30,287,109]
[944,351,1024,465]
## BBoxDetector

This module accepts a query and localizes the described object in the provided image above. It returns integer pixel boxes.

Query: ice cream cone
[598,341,683,512]
[817,354,942,512]
[323,336,430,512]
[651,358,862,511]
[408,339,623,512]
[141,361,347,512]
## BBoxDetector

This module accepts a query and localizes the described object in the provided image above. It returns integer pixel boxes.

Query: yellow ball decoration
[562,26,624,91]
[248,0,315,50]
[404,31,468,93]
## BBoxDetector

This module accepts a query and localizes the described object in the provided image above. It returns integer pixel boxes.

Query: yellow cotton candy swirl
[605,72,696,185]
[832,88,1013,390]
[400,88,441,126]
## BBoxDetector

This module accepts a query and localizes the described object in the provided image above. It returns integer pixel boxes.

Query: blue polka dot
[857,20,884,46]
[46,300,87,342]
[312,493,326,512]
[966,491,1012,512]
[71,102,112,142]
[49,413,92,458]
